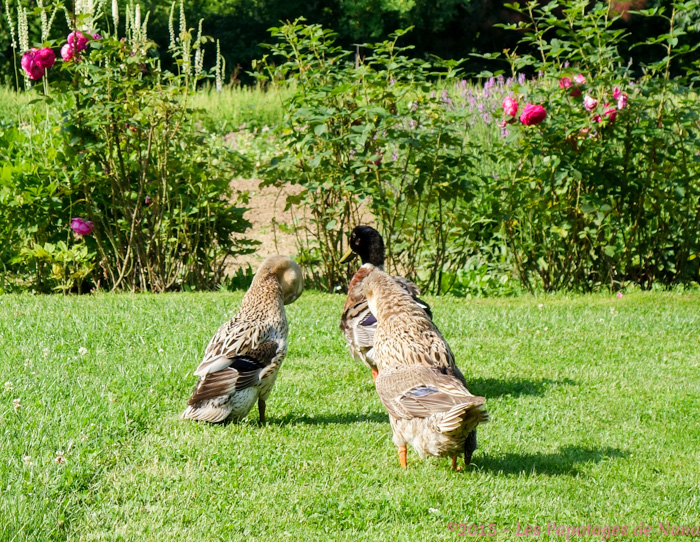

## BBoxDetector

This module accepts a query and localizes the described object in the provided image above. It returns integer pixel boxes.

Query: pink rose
[603,104,617,123]
[34,48,55,70]
[21,49,44,80]
[559,77,572,89]
[617,93,627,110]
[594,114,602,123]
[61,43,75,61]
[92,33,102,40]
[502,96,519,117]
[519,104,547,126]
[67,31,89,52]
[574,74,586,85]
[612,87,621,100]
[70,217,94,236]
[569,89,582,98]
[583,95,598,111]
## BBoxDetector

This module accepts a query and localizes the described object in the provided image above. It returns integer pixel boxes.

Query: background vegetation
[1,0,699,295]
[3,0,700,85]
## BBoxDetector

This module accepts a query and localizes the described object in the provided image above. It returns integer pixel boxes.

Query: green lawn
[1,291,699,541]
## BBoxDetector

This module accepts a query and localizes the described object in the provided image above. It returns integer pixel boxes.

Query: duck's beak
[339,248,357,264]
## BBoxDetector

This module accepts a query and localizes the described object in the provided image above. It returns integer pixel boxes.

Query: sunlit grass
[1,290,698,540]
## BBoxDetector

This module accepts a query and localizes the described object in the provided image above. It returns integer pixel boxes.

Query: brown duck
[339,225,431,379]
[363,267,488,469]
[181,256,303,423]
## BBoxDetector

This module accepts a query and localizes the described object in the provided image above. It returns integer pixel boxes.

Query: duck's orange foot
[398,445,407,468]
[452,456,462,471]
[371,367,379,380]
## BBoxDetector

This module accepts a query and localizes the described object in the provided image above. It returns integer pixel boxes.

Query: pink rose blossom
[70,217,94,236]
[594,114,602,123]
[574,74,586,85]
[21,49,44,80]
[617,94,627,110]
[67,31,89,52]
[612,87,621,100]
[61,43,75,61]
[502,96,519,117]
[92,33,102,40]
[583,96,598,111]
[34,48,55,70]
[569,89,582,98]
[559,77,572,90]
[603,104,617,123]
[519,104,547,126]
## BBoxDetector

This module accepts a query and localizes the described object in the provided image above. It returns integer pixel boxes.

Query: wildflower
[429,508,439,514]
[617,93,627,110]
[144,196,151,206]
[616,292,623,298]
[13,398,21,411]
[559,77,572,89]
[574,74,586,85]
[519,104,547,126]
[502,96,518,117]
[78,347,88,356]
[23,455,33,466]
[612,87,621,99]
[4,381,12,392]
[583,96,598,111]
[70,217,94,236]
[55,451,66,464]
[537,303,544,310]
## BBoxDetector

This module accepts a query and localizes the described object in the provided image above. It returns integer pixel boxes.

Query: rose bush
[482,0,700,291]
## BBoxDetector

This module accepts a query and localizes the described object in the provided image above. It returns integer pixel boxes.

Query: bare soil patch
[227,178,299,271]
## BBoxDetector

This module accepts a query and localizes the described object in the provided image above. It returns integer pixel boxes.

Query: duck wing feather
[187,340,280,405]
[375,365,484,421]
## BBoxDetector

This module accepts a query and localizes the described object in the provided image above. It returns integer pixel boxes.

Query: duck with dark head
[339,225,432,380]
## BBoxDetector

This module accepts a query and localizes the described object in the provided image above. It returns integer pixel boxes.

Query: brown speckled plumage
[363,268,488,467]
[181,256,303,423]
[339,226,431,373]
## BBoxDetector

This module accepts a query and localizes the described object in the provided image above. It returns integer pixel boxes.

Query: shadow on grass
[266,411,389,426]
[474,445,626,476]
[468,377,576,398]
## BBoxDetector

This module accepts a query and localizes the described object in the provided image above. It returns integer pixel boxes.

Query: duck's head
[339,225,385,267]
[257,255,304,305]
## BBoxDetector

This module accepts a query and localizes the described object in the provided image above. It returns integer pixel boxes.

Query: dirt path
[228,178,299,271]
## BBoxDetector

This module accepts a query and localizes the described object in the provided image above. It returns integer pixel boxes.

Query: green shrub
[258,21,484,293]
[0,3,253,292]
[481,0,700,291]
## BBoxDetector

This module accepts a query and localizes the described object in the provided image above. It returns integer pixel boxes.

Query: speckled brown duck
[339,225,431,379]
[362,267,488,470]
[181,256,303,424]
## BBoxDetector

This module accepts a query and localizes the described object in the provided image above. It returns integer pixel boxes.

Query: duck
[181,255,303,424]
[362,267,488,470]
[339,225,432,379]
